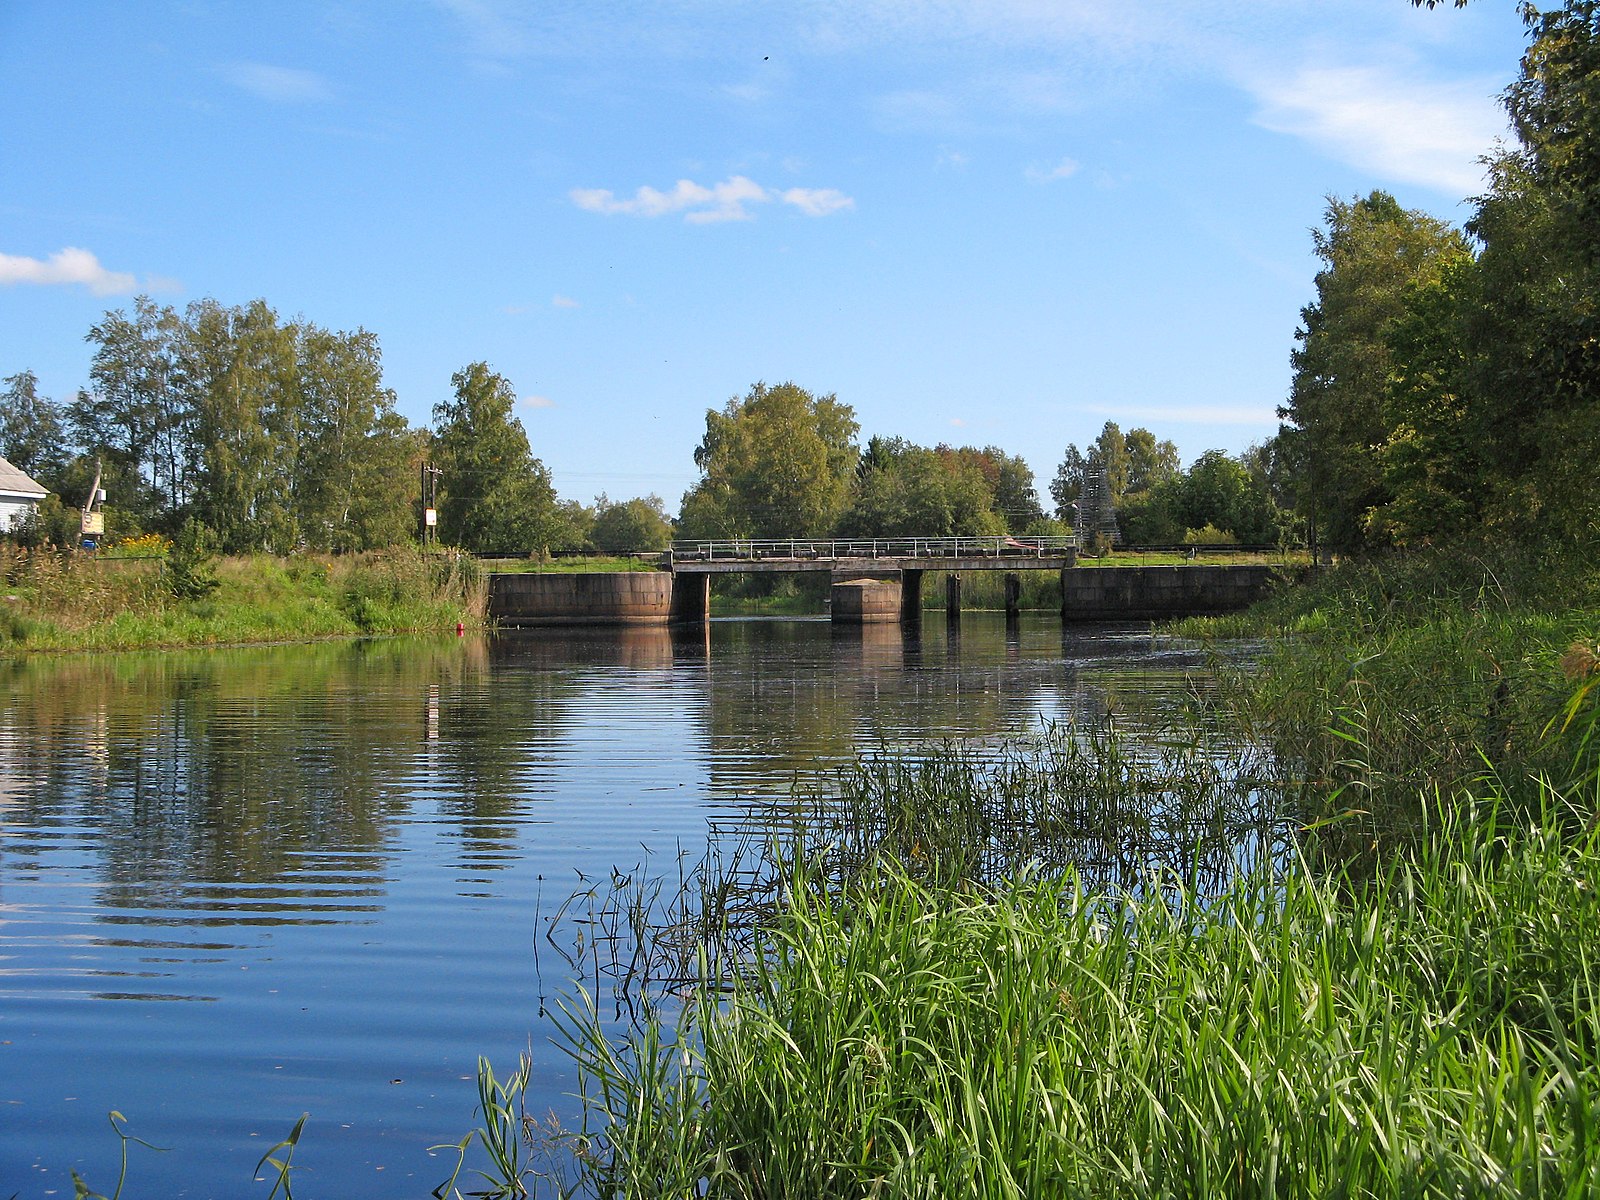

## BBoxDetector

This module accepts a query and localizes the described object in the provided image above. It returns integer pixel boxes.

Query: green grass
[0,546,487,653]
[533,775,1600,1199]
[1175,547,1600,859]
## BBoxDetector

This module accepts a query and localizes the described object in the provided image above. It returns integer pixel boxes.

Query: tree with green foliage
[678,381,859,539]
[1087,422,1131,503]
[1124,428,1180,495]
[433,362,563,554]
[1279,192,1466,553]
[0,370,70,488]
[839,440,1005,538]
[1048,443,1085,521]
[1371,255,1486,545]
[1167,451,1278,545]
[591,494,673,553]
[1470,0,1600,546]
[182,298,300,551]
[78,295,187,528]
[935,445,1043,532]
[293,325,416,551]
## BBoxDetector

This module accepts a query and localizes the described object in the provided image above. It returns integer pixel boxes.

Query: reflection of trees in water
[0,639,500,920]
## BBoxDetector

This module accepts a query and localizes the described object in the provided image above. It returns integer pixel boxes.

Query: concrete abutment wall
[1059,565,1287,621]
[488,571,678,626]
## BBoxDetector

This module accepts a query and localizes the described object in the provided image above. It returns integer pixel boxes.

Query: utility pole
[420,463,442,547]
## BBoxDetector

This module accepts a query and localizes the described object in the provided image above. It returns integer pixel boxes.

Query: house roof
[0,456,49,499]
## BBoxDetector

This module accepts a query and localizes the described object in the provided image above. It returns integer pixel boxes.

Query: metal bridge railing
[668,535,1077,563]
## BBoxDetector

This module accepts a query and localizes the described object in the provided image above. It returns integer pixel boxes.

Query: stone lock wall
[488,571,675,625]
[1059,565,1289,621]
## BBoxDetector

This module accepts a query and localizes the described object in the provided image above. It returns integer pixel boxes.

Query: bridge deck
[668,536,1076,574]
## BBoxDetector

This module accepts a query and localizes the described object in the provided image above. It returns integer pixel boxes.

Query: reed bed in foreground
[534,786,1600,1200]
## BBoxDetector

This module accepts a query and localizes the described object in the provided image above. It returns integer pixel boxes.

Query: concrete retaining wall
[831,576,903,624]
[1060,565,1288,621]
[489,571,674,625]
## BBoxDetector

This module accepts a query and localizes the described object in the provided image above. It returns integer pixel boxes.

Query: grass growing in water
[1177,546,1600,859]
[539,783,1600,1199]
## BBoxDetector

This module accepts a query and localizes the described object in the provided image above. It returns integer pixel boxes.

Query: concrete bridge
[664,536,1077,623]
[486,535,1295,627]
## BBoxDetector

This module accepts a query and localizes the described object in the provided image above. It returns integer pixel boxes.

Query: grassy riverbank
[1179,546,1600,860]
[456,546,1600,1198]
[0,546,486,653]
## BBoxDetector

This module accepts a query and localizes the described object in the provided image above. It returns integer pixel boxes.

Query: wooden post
[945,572,961,624]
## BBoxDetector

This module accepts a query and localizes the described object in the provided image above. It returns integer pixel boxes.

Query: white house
[0,455,49,531]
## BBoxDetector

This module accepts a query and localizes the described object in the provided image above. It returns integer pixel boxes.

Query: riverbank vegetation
[439,542,1600,1199]
[0,544,485,653]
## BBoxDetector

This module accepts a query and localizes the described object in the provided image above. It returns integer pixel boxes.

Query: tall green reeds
[1180,547,1600,857]
[541,785,1600,1199]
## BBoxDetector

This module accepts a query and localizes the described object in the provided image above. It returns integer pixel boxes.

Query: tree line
[0,302,672,556]
[1274,1,1600,556]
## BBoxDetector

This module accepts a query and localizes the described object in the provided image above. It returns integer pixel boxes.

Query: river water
[0,616,1219,1197]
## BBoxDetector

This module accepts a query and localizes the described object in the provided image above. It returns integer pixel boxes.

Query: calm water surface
[0,616,1212,1197]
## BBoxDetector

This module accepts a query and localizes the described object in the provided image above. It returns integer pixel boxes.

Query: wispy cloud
[571,175,854,223]
[1025,156,1080,183]
[521,394,556,409]
[216,61,334,104]
[1247,65,1508,195]
[552,294,580,309]
[432,0,528,58]
[0,247,138,296]
[780,187,854,216]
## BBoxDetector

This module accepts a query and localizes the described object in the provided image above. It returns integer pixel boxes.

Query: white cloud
[521,394,556,409]
[571,175,853,223]
[949,417,967,427]
[1248,65,1508,195]
[217,62,334,104]
[0,247,138,296]
[780,187,854,216]
[1025,156,1080,183]
[551,294,580,308]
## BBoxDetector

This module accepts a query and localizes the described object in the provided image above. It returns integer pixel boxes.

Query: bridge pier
[669,573,710,623]
[945,572,961,624]
[1005,572,1021,623]
[900,569,924,626]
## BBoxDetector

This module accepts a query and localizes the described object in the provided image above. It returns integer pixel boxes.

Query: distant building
[0,456,49,532]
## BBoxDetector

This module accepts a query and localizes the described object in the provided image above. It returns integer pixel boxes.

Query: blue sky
[1,1,1528,511]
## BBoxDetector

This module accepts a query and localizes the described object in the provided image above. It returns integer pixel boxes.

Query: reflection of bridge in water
[667,536,1079,624]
